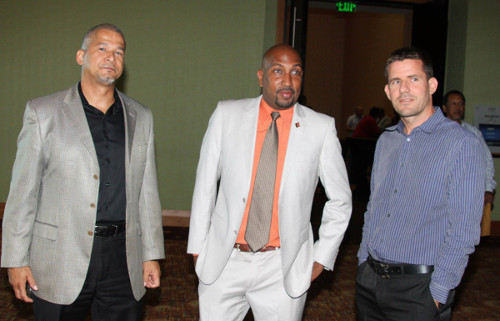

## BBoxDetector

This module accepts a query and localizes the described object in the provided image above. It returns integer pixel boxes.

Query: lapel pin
[295,122,300,128]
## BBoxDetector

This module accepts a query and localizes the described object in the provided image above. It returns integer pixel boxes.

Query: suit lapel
[119,92,136,170]
[62,85,99,165]
[280,103,305,194]
[242,97,261,186]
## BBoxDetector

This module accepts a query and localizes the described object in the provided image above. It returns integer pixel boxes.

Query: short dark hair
[443,90,466,106]
[384,47,433,82]
[81,23,126,51]
[369,107,379,118]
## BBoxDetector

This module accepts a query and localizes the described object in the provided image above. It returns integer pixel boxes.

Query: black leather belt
[94,223,125,237]
[368,255,433,278]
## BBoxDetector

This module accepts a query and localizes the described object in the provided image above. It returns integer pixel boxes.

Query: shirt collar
[78,82,122,115]
[259,98,294,124]
[391,107,444,135]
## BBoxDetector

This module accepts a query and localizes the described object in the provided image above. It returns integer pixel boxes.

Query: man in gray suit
[1,24,164,321]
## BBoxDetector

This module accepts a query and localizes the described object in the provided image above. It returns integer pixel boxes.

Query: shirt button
[387,213,391,217]
[93,174,99,180]
[243,198,246,203]
[394,189,397,193]
[406,137,411,142]
[88,231,93,236]
[90,203,96,208]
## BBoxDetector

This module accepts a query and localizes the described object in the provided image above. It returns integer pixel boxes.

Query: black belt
[94,223,126,237]
[367,255,433,278]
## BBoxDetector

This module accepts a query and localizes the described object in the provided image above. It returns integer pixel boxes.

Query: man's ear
[428,77,438,95]
[257,69,264,87]
[384,84,390,100]
[76,50,85,66]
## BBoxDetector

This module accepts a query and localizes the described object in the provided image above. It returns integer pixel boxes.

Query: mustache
[277,87,295,95]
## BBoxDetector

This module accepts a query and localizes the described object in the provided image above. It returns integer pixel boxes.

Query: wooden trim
[276,0,286,43]
[162,209,190,228]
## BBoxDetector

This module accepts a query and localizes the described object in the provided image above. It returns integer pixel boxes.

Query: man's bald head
[257,44,303,110]
[261,44,302,70]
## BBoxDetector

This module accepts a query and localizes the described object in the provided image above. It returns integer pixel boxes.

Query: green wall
[0,0,277,210]
[445,0,500,221]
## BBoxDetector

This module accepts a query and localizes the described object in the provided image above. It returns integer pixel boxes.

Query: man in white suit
[1,24,164,321]
[187,44,352,320]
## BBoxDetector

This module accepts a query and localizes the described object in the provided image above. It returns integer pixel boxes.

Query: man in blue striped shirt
[356,47,485,321]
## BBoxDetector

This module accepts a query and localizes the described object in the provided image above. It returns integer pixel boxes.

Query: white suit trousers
[198,248,307,321]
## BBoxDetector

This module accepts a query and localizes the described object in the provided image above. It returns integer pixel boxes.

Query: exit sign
[336,1,357,12]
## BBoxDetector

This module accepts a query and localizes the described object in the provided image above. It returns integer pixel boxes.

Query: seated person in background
[353,106,382,138]
[347,106,364,136]
[376,107,392,130]
[442,89,496,203]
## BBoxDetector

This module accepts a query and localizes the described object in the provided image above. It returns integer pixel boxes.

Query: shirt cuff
[429,281,449,304]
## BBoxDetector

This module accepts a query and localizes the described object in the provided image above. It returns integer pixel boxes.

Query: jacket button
[88,231,93,236]
[90,203,96,208]
[93,174,99,180]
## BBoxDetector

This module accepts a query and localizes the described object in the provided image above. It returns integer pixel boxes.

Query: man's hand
[8,266,38,303]
[311,262,324,282]
[434,299,440,309]
[143,261,161,288]
[193,255,198,268]
[485,191,495,204]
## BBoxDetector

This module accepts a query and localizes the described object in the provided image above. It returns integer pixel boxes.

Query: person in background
[347,106,364,136]
[377,107,392,130]
[442,89,496,204]
[353,106,382,139]
[356,47,485,321]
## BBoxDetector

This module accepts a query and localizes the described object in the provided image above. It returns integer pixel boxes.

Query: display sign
[474,105,500,155]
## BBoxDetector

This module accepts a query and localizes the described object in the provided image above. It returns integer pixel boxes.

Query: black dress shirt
[78,82,126,223]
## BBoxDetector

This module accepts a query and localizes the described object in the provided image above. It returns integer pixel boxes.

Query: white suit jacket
[1,84,165,304]
[187,96,352,298]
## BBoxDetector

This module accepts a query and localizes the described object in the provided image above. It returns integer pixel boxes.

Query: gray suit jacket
[1,84,165,304]
[187,96,352,298]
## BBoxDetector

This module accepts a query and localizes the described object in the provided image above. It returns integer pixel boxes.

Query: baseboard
[162,209,191,227]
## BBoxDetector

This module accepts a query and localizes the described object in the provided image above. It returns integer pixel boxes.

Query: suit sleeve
[187,105,222,254]
[138,110,165,261]
[1,102,44,268]
[313,118,352,270]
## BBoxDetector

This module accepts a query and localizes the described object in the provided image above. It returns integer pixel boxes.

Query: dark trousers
[356,261,454,321]
[33,232,142,321]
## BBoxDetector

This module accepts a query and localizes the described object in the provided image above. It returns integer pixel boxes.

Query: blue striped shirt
[357,107,485,304]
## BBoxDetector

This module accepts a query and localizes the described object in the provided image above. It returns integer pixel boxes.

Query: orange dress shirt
[235,99,294,247]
